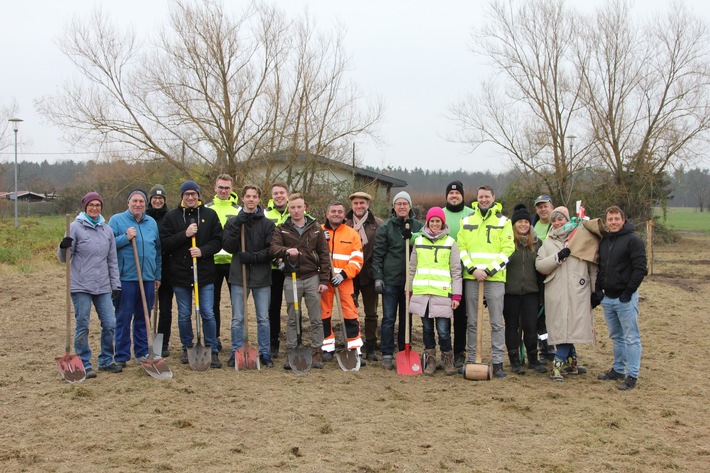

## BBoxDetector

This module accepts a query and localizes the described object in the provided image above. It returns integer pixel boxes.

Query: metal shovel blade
[288,347,312,375]
[396,346,422,376]
[235,343,260,371]
[336,349,361,371]
[55,353,86,384]
[152,333,164,358]
[140,355,173,380]
[188,343,212,372]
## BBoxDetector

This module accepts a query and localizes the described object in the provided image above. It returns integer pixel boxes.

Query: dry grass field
[1,234,709,472]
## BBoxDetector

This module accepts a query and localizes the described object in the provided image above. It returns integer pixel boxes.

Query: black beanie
[446,180,465,200]
[511,203,532,224]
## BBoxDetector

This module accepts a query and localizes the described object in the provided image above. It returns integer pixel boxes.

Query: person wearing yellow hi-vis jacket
[457,185,514,378]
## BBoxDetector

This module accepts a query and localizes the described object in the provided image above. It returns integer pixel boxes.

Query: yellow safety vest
[412,235,456,297]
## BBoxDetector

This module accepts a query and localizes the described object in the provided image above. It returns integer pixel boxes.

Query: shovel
[152,297,163,357]
[235,224,260,371]
[188,235,212,371]
[56,214,86,383]
[330,256,360,371]
[131,239,172,379]
[462,280,493,380]
[287,257,312,374]
[397,223,422,375]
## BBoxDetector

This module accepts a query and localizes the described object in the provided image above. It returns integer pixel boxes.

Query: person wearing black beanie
[511,203,533,225]
[442,180,474,368]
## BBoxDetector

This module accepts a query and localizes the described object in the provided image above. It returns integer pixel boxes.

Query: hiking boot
[115,361,127,369]
[161,348,171,358]
[260,354,274,368]
[181,349,189,364]
[618,376,637,391]
[423,349,437,376]
[99,363,123,373]
[454,352,466,369]
[85,368,97,379]
[597,368,625,380]
[564,356,587,375]
[511,361,526,375]
[382,356,394,370]
[442,351,456,376]
[283,361,292,370]
[528,359,548,374]
[550,360,564,381]
[227,353,236,368]
[365,342,379,362]
[322,351,334,362]
[312,349,324,369]
[493,363,507,378]
[211,352,222,369]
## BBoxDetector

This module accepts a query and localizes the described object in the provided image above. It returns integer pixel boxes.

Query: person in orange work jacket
[321,201,365,363]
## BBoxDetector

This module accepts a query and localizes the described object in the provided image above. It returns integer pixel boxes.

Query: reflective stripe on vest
[413,235,455,297]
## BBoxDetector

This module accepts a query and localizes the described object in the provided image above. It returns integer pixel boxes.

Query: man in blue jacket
[108,189,162,367]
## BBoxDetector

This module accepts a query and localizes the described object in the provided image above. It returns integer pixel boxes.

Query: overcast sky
[1,0,709,173]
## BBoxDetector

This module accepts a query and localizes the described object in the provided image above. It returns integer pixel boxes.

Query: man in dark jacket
[146,184,173,357]
[344,191,383,361]
[160,180,223,368]
[372,191,424,370]
[222,185,275,368]
[595,205,648,390]
[270,193,330,370]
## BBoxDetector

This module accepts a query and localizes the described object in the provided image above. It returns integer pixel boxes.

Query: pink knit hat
[425,207,446,225]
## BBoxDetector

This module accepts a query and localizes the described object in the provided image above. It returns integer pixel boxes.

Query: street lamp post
[8,118,23,228]
[567,134,577,158]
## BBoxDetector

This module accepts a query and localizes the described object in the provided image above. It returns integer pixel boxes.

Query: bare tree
[581,1,710,220]
[37,0,381,189]
[684,168,710,211]
[450,0,588,206]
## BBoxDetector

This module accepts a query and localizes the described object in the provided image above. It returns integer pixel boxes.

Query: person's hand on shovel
[125,226,137,240]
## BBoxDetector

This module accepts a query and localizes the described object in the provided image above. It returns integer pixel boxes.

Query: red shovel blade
[396,345,422,376]
[56,353,86,383]
[140,356,173,380]
[235,343,260,371]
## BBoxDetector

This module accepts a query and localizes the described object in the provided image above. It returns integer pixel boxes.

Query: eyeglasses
[394,202,410,207]
[216,186,231,191]
[86,203,102,208]
[183,191,198,198]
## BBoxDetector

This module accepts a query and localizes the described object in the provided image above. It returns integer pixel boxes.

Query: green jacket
[206,193,240,264]
[457,201,514,282]
[372,210,424,286]
[504,236,542,296]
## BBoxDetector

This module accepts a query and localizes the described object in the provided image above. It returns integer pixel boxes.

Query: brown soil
[1,236,709,472]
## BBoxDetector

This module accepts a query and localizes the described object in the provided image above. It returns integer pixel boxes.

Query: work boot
[227,353,236,368]
[283,361,292,370]
[115,361,127,369]
[618,376,637,391]
[597,368,625,380]
[382,356,394,370]
[359,355,367,367]
[99,363,123,373]
[311,348,323,369]
[454,352,466,369]
[442,351,456,376]
[528,358,548,374]
[564,356,587,375]
[511,361,526,375]
[423,349,437,376]
[259,353,274,368]
[211,352,222,369]
[181,349,189,365]
[322,351,334,362]
[85,368,97,379]
[161,348,171,358]
[550,359,564,381]
[365,342,379,362]
[493,363,507,378]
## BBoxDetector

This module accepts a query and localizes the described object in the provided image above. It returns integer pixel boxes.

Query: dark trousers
[452,283,467,355]
[269,269,285,347]
[213,263,232,339]
[156,279,173,350]
[503,293,539,363]
[353,276,379,346]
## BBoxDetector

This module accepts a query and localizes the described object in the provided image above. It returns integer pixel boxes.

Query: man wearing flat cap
[108,189,162,368]
[344,191,383,361]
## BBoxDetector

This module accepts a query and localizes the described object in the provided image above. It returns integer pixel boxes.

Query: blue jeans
[601,292,641,378]
[71,292,117,369]
[554,343,577,362]
[230,285,271,356]
[381,284,408,357]
[422,316,452,352]
[173,284,218,353]
[114,280,153,362]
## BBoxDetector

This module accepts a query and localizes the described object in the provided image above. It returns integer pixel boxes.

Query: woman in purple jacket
[58,192,123,379]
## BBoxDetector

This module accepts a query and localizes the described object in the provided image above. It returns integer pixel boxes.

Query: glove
[557,248,571,261]
[331,272,345,287]
[111,289,121,303]
[401,227,412,240]
[234,212,249,225]
[374,279,385,294]
[467,266,475,275]
[591,292,602,308]
[324,231,331,241]
[59,237,73,249]
[239,251,256,264]
[619,291,632,303]
[352,293,359,308]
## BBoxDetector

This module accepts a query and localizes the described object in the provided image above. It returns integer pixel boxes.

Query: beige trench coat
[536,231,598,345]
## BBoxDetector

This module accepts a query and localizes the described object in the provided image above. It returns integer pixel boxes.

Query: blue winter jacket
[108,210,162,282]
[58,213,121,294]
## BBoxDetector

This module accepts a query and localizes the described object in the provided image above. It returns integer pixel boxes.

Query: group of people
[59,178,647,390]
